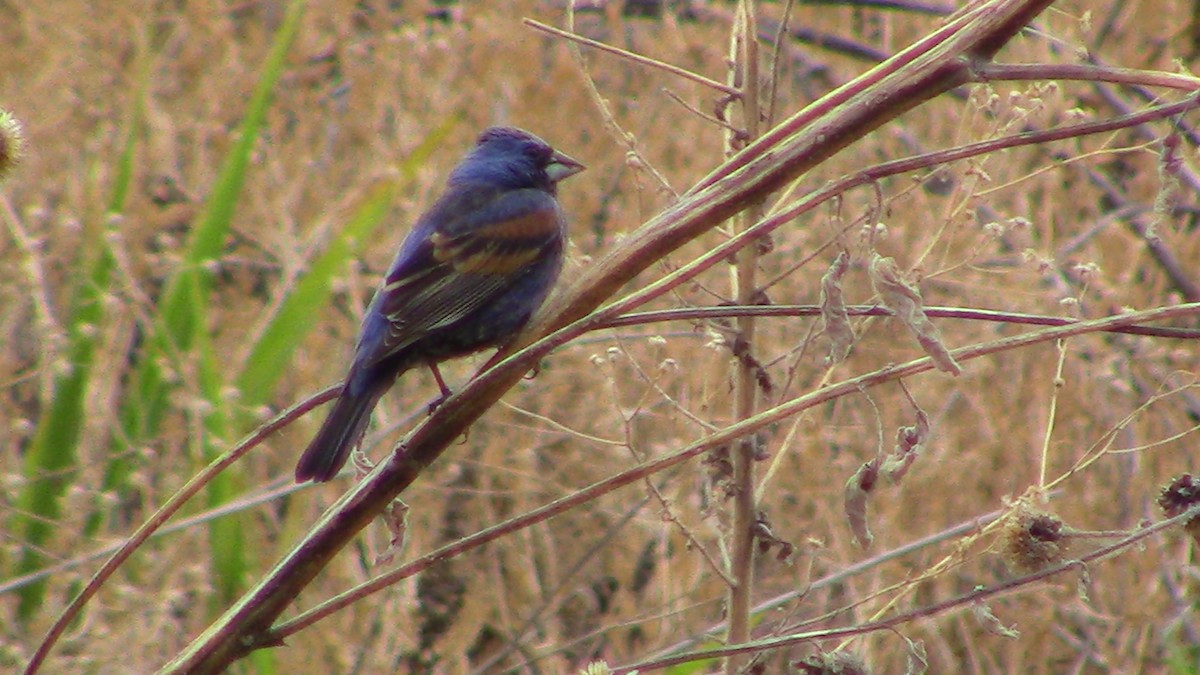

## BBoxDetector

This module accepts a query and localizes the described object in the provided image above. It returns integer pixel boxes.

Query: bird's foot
[427,393,449,415]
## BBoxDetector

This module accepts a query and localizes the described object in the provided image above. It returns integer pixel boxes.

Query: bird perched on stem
[295,127,584,482]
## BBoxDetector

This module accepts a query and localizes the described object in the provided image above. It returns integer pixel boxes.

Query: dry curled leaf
[844,458,880,549]
[819,251,855,365]
[752,512,797,564]
[883,407,929,484]
[868,254,962,375]
[973,601,1020,639]
[374,498,410,566]
[1076,561,1094,605]
[903,637,928,675]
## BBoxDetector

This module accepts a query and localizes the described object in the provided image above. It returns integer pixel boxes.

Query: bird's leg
[427,362,451,414]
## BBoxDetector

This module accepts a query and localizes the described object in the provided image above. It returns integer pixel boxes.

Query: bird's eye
[530,144,554,166]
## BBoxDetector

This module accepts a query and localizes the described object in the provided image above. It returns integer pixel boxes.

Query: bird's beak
[547,150,585,183]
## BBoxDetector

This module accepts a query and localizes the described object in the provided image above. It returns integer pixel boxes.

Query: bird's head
[451,126,585,193]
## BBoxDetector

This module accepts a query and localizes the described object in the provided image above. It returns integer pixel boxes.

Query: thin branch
[617,503,1200,673]
[975,62,1200,92]
[600,304,1200,340]
[160,3,1084,670]
[523,19,742,96]
[26,385,340,674]
[264,303,1200,646]
[725,2,765,668]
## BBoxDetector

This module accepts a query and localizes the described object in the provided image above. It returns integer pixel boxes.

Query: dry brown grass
[3,0,1200,673]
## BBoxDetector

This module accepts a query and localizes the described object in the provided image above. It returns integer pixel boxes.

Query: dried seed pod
[1158,473,1200,544]
[999,505,1067,574]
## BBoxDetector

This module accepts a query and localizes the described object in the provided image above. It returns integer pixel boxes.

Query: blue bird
[296,127,584,482]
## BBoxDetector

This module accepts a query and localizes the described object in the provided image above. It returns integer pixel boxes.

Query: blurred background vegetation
[2,0,1199,672]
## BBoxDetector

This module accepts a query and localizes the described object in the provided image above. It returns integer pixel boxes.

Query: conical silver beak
[546,150,585,183]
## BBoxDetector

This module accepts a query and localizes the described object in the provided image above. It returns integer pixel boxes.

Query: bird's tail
[295,383,387,482]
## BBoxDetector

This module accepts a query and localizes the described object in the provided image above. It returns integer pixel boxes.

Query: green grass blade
[109,0,307,461]
[9,51,147,621]
[158,0,308,354]
[186,0,308,607]
[233,120,454,408]
[235,177,400,407]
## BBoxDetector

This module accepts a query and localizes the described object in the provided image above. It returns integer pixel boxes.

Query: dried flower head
[1158,473,1200,544]
[0,108,25,183]
[1000,505,1067,574]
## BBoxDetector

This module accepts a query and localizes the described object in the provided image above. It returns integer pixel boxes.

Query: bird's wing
[359,185,563,367]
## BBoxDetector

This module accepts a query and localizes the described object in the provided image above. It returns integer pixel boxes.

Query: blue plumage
[295,127,584,482]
